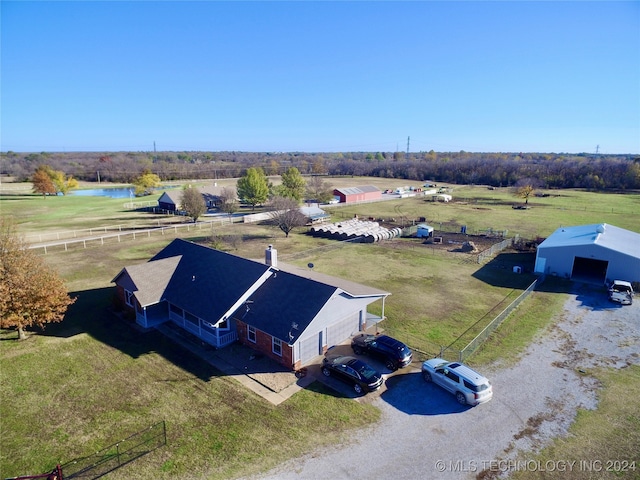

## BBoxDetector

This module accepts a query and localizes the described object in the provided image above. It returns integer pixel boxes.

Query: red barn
[333,185,382,204]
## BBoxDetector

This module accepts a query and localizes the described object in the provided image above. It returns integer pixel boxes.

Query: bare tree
[267,196,308,238]
[305,175,335,204]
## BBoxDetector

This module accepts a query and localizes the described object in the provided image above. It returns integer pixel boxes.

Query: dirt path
[245,286,639,480]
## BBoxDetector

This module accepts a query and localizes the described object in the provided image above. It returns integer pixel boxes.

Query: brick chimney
[265,245,278,267]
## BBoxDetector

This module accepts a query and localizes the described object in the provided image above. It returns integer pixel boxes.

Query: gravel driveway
[247,285,639,480]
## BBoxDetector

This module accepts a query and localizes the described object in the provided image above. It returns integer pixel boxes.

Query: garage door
[327,315,359,347]
[299,333,322,365]
[572,257,608,284]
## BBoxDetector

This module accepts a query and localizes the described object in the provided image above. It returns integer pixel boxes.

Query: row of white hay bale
[309,220,402,243]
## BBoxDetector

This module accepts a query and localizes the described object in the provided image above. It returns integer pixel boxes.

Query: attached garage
[535,223,640,284]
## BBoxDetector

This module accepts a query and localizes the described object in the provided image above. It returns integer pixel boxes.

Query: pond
[71,187,137,198]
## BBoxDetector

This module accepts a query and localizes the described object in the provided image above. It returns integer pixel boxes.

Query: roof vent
[596,224,605,234]
[265,245,277,268]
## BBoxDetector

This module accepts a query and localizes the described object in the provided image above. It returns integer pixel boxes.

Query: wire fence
[476,236,516,264]
[438,275,546,363]
[59,421,166,479]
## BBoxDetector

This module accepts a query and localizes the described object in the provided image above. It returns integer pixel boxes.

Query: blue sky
[2,1,639,154]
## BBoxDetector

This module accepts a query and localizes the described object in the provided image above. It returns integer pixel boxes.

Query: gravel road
[247,285,639,480]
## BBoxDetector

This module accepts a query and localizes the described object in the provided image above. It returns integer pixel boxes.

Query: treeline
[2,150,639,190]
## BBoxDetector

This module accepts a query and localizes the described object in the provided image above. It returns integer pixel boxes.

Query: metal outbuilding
[534,223,640,284]
[333,185,381,203]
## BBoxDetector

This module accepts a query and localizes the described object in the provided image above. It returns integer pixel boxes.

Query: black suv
[351,334,413,371]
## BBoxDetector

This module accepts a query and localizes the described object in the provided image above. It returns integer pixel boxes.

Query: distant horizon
[2,2,638,155]
[2,148,638,156]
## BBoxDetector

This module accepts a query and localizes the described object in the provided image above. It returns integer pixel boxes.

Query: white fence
[28,217,240,254]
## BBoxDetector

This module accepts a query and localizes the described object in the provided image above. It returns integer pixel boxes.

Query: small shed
[300,206,330,224]
[432,194,452,202]
[416,224,434,238]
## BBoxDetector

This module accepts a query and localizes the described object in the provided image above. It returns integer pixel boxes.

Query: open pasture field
[326,183,640,239]
[2,178,639,240]
[1,179,639,479]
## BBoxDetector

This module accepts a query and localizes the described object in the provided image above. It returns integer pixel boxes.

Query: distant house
[112,239,389,370]
[157,184,235,212]
[333,185,381,204]
[200,184,231,208]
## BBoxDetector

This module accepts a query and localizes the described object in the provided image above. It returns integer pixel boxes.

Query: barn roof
[299,206,330,221]
[539,223,640,259]
[158,190,182,205]
[334,185,381,195]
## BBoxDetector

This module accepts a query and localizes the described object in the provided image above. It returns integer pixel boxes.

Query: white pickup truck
[608,280,634,305]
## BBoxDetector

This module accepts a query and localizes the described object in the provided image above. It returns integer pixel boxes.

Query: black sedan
[351,334,413,371]
[321,355,383,395]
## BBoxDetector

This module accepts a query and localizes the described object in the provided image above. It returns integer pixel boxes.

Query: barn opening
[571,257,608,284]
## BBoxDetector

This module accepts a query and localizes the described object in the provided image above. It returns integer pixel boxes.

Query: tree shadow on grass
[38,286,222,382]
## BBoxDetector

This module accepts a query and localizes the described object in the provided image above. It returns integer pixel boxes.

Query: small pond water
[71,187,137,198]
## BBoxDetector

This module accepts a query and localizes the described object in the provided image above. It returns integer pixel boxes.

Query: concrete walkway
[156,323,316,405]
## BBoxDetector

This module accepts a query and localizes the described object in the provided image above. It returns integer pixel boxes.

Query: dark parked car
[351,334,413,370]
[321,355,383,394]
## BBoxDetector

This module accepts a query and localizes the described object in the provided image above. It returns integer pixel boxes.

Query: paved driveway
[247,285,639,480]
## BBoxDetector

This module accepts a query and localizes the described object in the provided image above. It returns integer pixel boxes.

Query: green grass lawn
[1,181,639,479]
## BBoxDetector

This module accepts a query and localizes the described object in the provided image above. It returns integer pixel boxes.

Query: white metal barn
[534,223,640,284]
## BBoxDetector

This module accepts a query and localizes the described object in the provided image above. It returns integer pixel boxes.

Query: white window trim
[248,325,256,343]
[272,337,282,357]
[125,289,134,307]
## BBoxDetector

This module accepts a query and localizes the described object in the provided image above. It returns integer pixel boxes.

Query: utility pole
[406,136,410,159]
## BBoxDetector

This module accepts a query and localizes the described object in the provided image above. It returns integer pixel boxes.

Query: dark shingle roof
[117,239,389,344]
[150,239,271,322]
[239,270,337,343]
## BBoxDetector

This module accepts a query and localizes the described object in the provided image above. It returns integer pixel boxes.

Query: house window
[248,326,256,343]
[170,304,183,317]
[272,337,282,357]
[125,289,134,307]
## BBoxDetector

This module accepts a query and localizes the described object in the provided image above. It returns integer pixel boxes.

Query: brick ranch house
[112,239,389,370]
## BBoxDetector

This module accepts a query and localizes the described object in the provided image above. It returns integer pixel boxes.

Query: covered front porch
[135,301,238,348]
